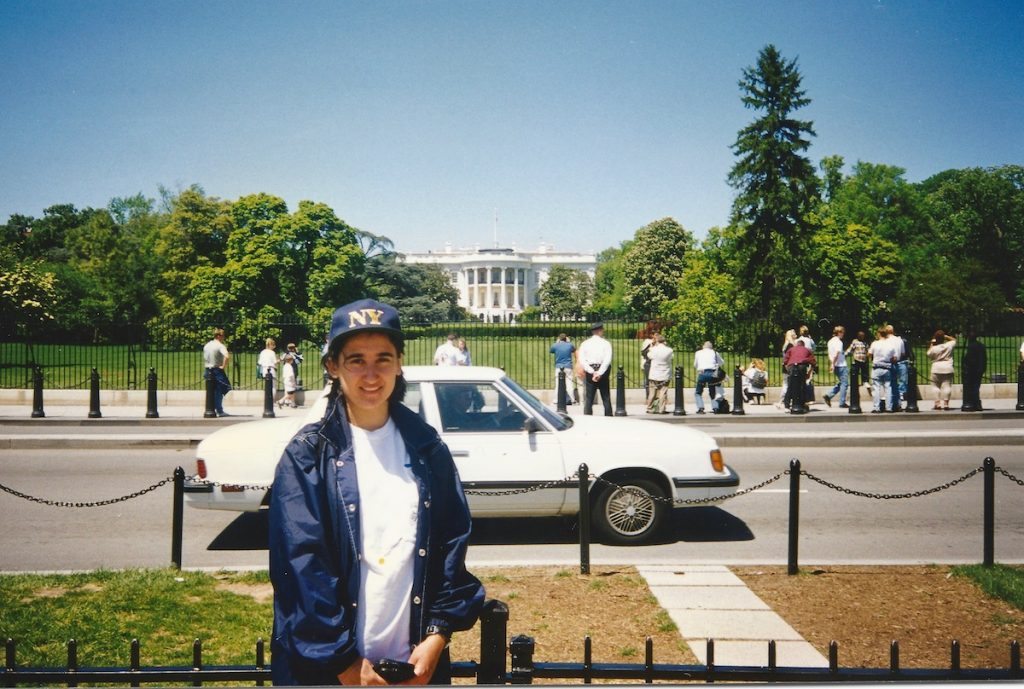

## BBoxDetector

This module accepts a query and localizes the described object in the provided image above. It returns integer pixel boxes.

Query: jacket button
[348,504,356,512]
[336,460,345,467]
[423,500,431,508]
[418,549,427,557]
[413,596,421,605]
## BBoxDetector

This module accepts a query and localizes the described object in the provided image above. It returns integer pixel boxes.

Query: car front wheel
[592,478,668,545]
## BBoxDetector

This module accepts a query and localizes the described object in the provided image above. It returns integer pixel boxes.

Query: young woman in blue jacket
[269,299,485,685]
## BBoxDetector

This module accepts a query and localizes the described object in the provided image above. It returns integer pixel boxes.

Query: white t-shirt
[433,341,459,366]
[352,419,419,663]
[869,338,896,368]
[577,335,613,377]
[827,336,847,368]
[203,339,228,368]
[258,348,278,378]
[694,347,722,371]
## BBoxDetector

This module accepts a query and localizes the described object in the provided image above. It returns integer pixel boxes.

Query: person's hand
[338,657,388,685]
[401,633,448,685]
[591,373,601,383]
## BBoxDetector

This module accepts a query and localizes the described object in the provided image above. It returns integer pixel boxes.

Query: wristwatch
[425,624,451,646]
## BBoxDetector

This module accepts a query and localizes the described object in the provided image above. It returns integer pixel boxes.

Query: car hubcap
[606,486,655,536]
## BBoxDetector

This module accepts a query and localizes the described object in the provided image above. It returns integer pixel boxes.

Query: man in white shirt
[432,333,459,366]
[823,325,849,408]
[576,322,614,416]
[868,326,897,413]
[693,341,724,414]
[202,327,231,416]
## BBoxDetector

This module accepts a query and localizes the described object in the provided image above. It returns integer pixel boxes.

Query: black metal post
[509,635,535,685]
[255,639,265,687]
[731,366,745,415]
[904,360,920,413]
[578,463,591,575]
[130,639,140,688]
[556,369,567,414]
[263,373,276,418]
[67,639,78,688]
[145,367,159,419]
[672,366,686,416]
[203,370,217,419]
[1017,362,1024,411]
[31,365,45,418]
[88,367,102,419]
[192,639,202,687]
[983,456,995,567]
[849,363,862,414]
[478,600,509,685]
[788,365,807,414]
[788,459,801,575]
[614,366,627,416]
[172,467,184,570]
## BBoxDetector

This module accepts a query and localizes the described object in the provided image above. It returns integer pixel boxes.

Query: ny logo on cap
[348,308,384,327]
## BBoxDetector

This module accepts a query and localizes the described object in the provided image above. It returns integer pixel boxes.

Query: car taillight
[196,459,207,479]
[710,449,724,473]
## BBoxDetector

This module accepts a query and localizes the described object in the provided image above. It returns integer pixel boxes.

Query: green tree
[365,254,465,323]
[728,44,819,323]
[536,265,594,320]
[923,165,1024,307]
[0,247,57,335]
[591,241,632,317]
[620,218,694,317]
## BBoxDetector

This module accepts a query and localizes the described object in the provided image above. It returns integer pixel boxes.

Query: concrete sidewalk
[638,564,828,667]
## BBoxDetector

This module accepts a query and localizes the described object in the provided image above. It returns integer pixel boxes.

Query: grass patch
[951,564,1024,610]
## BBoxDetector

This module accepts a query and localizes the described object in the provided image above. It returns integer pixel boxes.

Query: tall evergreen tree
[728,44,819,323]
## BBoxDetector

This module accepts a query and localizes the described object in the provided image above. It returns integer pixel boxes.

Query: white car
[185,366,739,544]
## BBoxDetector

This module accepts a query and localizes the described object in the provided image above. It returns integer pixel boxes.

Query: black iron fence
[4,318,1023,392]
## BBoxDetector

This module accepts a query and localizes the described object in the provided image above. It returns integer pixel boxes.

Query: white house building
[401,243,597,322]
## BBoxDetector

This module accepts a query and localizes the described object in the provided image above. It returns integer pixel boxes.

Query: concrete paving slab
[671,609,807,641]
[647,585,771,610]
[639,568,746,587]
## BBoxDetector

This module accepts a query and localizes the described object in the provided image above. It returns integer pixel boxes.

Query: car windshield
[500,376,570,430]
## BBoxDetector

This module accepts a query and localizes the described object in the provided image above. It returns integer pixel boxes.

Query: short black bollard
[556,369,567,414]
[578,463,591,575]
[731,366,745,415]
[904,360,920,413]
[203,370,217,419]
[1017,362,1024,411]
[263,372,276,418]
[849,364,862,414]
[509,635,535,685]
[788,459,801,575]
[146,367,159,419]
[983,457,995,567]
[788,365,808,414]
[172,466,184,570]
[31,365,45,418]
[614,366,627,416]
[88,367,102,418]
[673,366,686,416]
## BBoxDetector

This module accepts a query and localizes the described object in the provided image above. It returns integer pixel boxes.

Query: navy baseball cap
[327,299,403,346]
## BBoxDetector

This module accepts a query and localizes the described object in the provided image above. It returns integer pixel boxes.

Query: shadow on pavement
[207,511,268,550]
[204,507,754,550]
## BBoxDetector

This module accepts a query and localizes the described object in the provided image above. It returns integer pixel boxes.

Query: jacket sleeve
[269,432,359,680]
[426,445,486,634]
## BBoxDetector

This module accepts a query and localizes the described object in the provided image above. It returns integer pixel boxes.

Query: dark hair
[325,331,407,405]
[932,329,945,344]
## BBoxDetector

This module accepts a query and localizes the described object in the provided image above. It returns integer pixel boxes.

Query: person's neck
[347,405,390,431]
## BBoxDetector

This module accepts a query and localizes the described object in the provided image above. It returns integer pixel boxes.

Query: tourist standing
[823,326,849,408]
[577,322,613,416]
[645,334,673,414]
[549,333,576,406]
[202,327,232,417]
[693,341,724,415]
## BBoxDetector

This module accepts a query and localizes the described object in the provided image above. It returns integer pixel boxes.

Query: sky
[1,0,1021,255]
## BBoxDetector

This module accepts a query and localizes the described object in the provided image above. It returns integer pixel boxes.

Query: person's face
[325,333,401,428]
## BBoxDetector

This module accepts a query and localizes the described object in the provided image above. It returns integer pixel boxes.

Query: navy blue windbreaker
[269,398,485,685]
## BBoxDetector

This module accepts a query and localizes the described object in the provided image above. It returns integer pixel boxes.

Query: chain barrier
[798,465,984,500]
[2,464,1020,509]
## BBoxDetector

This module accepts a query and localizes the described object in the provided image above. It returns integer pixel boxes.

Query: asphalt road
[2,445,1021,572]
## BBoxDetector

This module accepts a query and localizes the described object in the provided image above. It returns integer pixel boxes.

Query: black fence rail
[3,318,1023,392]
[4,630,1020,685]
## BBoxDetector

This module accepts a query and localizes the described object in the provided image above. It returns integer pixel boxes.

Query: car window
[500,376,570,430]
[400,382,426,421]
[436,382,528,432]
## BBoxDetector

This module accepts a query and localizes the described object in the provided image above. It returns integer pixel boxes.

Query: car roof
[403,365,506,383]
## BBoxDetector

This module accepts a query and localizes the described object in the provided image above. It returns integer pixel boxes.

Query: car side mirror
[524,416,543,433]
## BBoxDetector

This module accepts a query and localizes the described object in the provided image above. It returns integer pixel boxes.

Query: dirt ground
[453,565,1023,672]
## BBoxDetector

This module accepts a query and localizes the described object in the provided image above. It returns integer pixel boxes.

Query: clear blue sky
[1,0,1021,254]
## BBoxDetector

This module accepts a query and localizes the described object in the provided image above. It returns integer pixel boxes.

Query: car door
[429,381,568,516]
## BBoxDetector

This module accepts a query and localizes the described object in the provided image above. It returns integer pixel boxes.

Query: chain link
[798,466,984,499]
[996,466,1024,486]
[465,474,579,496]
[0,475,176,508]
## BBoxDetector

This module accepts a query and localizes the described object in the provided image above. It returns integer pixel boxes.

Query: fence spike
[829,640,838,673]
[950,639,960,675]
[644,637,653,684]
[583,635,592,684]
[889,639,900,674]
